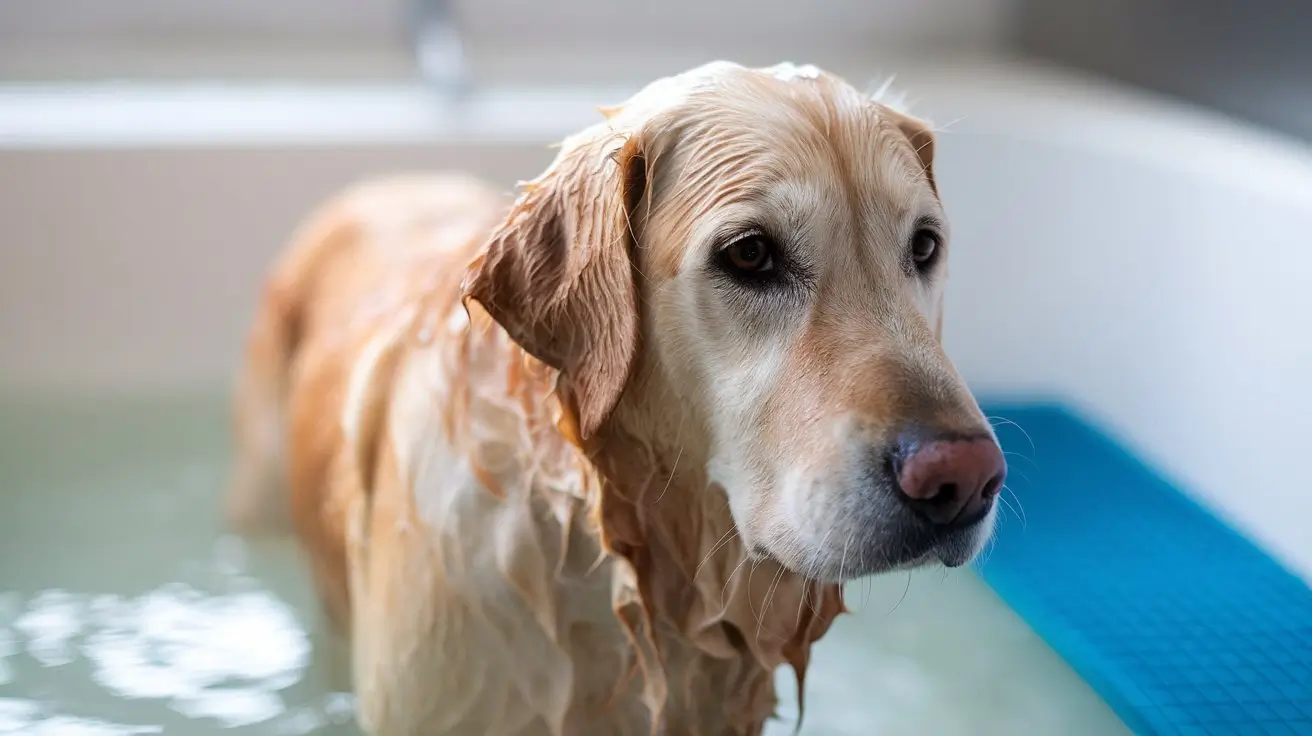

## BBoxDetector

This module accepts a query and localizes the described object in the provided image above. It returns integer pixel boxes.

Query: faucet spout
[410,0,469,99]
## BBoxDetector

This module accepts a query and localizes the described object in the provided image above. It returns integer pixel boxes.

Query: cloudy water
[0,394,1127,735]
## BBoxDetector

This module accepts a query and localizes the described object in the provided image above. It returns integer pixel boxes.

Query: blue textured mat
[975,403,1312,736]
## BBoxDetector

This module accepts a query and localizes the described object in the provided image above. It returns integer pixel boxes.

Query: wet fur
[227,62,993,735]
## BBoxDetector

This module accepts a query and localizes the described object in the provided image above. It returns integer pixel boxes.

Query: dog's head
[464,62,1004,583]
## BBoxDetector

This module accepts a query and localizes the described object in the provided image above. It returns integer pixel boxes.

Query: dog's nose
[893,434,1006,526]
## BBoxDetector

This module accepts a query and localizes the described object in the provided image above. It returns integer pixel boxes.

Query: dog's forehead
[651,67,923,205]
[610,61,849,121]
[618,62,933,276]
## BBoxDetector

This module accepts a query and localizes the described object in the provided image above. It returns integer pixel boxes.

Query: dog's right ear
[462,130,649,441]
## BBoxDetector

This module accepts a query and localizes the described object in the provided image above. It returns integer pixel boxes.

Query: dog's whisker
[695,526,740,580]
[754,563,789,645]
[986,415,1036,456]
[721,554,753,609]
[1001,450,1039,471]
[839,535,851,584]
[1001,485,1028,530]
[743,557,766,618]
[795,584,812,629]
[981,533,997,567]
[885,571,912,616]
[800,527,836,618]
[997,486,1016,522]
[652,444,684,504]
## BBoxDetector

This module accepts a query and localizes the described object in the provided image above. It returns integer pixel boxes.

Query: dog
[226,61,1006,736]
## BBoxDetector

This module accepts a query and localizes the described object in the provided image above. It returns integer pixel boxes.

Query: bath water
[0,394,1127,735]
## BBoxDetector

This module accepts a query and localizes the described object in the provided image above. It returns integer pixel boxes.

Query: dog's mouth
[903,502,996,570]
[933,532,987,568]
[739,484,998,583]
[929,500,997,568]
[790,502,996,582]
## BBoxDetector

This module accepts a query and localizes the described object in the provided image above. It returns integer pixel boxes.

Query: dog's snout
[892,434,1006,526]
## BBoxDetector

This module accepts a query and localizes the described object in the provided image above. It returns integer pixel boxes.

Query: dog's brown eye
[723,235,775,274]
[911,229,940,267]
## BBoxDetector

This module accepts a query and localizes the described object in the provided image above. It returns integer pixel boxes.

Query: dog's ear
[884,107,945,341]
[885,107,938,197]
[463,130,648,440]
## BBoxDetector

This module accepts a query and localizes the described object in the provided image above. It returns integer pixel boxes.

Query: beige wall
[0,0,1014,81]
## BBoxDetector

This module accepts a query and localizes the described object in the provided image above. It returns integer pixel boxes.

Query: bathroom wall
[0,0,1015,81]
[1013,0,1312,143]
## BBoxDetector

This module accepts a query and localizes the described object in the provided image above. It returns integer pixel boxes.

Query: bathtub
[1,54,1308,734]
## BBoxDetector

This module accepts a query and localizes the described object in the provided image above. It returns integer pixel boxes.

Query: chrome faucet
[410,0,469,98]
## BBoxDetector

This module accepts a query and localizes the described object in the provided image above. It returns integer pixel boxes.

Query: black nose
[891,432,1006,526]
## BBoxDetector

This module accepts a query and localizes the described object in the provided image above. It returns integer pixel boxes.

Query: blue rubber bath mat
[976,403,1312,735]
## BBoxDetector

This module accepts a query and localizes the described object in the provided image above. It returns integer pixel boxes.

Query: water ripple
[5,581,311,730]
[0,697,161,735]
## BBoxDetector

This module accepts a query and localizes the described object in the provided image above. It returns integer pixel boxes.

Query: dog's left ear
[884,107,938,197]
[462,129,648,440]
[884,107,946,340]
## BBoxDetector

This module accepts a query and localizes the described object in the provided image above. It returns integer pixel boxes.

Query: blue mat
[975,403,1312,735]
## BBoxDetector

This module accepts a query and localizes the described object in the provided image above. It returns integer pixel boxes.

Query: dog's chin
[934,541,981,569]
[765,517,997,583]
[936,511,998,569]
[757,542,938,584]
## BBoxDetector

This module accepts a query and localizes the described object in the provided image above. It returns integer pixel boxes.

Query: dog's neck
[452,308,841,731]
[574,368,845,732]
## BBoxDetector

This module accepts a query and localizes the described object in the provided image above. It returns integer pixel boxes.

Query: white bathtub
[1,54,1308,734]
[5,54,1309,578]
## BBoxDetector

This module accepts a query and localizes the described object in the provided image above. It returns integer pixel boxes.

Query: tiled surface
[979,403,1312,735]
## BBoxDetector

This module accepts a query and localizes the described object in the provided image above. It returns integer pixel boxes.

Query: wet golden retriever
[226,61,1006,735]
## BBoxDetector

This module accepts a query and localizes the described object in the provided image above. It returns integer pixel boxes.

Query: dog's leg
[226,288,295,535]
[346,452,447,736]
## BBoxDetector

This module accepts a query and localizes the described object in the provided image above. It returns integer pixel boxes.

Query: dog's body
[228,175,816,734]
[228,62,1005,735]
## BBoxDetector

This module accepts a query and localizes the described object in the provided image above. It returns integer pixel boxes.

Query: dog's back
[226,173,656,734]
[226,174,508,624]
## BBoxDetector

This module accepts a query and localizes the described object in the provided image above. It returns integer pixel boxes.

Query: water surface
[0,394,1128,735]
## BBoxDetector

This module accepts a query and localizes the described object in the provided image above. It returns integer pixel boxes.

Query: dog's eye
[720,233,777,275]
[910,229,941,270]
